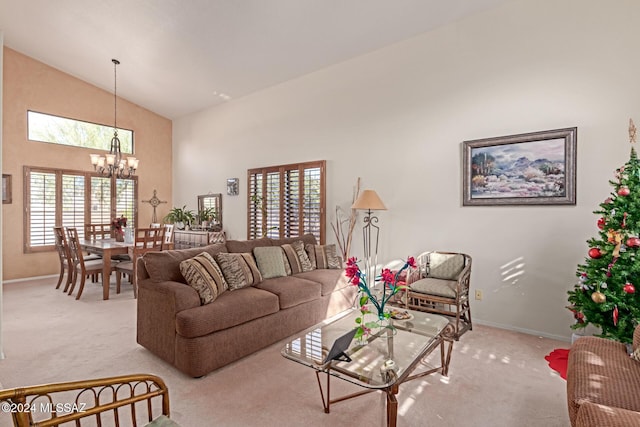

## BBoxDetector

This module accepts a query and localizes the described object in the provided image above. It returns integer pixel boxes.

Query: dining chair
[162,223,175,250]
[115,227,165,298]
[53,226,74,292]
[84,223,112,240]
[66,227,118,300]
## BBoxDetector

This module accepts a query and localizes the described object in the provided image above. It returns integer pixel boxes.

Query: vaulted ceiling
[0,0,513,119]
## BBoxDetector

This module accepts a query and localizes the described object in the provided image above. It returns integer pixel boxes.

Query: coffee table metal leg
[386,386,399,427]
[315,370,331,413]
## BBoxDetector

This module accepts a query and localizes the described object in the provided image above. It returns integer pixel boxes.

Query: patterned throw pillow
[179,252,228,305]
[282,240,314,274]
[215,252,263,290]
[253,246,287,279]
[305,244,341,269]
[631,346,640,362]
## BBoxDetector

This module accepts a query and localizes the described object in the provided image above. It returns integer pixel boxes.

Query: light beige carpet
[0,277,570,426]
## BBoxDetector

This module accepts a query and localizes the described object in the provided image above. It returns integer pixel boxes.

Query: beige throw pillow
[215,252,263,290]
[179,252,228,305]
[253,246,287,279]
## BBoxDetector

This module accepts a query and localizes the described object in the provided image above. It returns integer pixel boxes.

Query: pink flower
[380,268,394,284]
[406,256,416,268]
[351,275,360,286]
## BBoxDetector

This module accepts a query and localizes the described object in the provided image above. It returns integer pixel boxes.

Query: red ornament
[618,186,631,196]
[597,218,605,230]
[588,248,602,259]
[613,306,619,326]
[624,283,636,294]
[626,237,640,247]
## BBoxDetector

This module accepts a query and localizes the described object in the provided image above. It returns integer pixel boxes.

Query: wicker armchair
[404,251,472,340]
[0,374,179,427]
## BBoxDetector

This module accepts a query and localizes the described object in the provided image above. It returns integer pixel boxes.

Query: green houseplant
[197,207,218,225]
[164,205,195,230]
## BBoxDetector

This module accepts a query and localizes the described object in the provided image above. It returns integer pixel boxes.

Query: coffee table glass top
[282,307,449,389]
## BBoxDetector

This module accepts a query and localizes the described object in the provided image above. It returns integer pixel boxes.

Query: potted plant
[164,205,195,230]
[197,207,218,228]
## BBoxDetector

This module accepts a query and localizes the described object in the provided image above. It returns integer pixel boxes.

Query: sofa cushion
[271,233,317,247]
[567,336,640,424]
[410,277,457,298]
[253,246,287,279]
[428,253,465,280]
[255,276,322,309]
[143,243,227,283]
[294,269,349,296]
[305,244,341,270]
[225,237,272,253]
[282,240,314,274]
[176,287,279,338]
[215,252,262,290]
[179,252,228,305]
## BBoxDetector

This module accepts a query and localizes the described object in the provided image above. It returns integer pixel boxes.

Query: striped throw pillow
[282,240,314,274]
[179,252,228,305]
[215,252,263,290]
[305,244,341,269]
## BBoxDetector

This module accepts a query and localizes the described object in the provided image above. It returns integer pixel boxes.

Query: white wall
[172,0,640,341]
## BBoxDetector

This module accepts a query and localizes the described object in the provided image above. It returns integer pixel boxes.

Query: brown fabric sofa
[136,234,357,377]
[566,324,640,426]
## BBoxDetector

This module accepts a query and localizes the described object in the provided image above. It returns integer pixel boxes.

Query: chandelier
[89,59,138,178]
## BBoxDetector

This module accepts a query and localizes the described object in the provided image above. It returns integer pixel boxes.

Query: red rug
[545,348,570,379]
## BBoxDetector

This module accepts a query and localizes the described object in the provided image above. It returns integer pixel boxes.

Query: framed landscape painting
[462,127,577,206]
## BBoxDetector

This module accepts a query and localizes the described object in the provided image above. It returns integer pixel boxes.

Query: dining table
[80,238,133,300]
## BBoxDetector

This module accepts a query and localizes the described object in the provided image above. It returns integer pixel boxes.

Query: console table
[172,230,226,249]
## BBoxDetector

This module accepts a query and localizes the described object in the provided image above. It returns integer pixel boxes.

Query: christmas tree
[567,120,640,344]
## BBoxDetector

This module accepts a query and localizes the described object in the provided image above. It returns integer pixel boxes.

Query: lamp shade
[352,189,387,210]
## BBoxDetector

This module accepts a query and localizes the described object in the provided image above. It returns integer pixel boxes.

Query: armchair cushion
[410,277,457,298]
[428,253,465,280]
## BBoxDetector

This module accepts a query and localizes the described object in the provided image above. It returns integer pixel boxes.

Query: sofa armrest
[137,279,201,365]
[576,401,640,427]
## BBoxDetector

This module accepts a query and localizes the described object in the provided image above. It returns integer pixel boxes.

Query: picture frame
[2,174,12,204]
[462,127,577,206]
[227,178,239,196]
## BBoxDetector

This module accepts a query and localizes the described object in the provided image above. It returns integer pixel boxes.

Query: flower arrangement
[345,256,416,340]
[112,215,127,231]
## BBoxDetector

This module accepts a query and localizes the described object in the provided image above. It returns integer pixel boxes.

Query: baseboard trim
[3,274,58,284]
[474,318,571,343]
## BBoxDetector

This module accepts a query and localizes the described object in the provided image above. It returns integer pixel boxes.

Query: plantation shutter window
[28,170,57,248]
[24,166,138,253]
[247,160,325,243]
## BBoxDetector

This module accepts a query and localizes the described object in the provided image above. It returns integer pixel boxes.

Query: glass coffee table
[282,307,455,427]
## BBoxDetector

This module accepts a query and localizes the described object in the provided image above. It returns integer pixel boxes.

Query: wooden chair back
[133,227,166,252]
[53,226,73,291]
[66,227,111,300]
[84,223,111,240]
[162,224,174,250]
[0,373,172,427]
[116,228,165,298]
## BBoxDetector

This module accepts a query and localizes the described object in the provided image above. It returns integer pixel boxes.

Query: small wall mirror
[197,193,223,231]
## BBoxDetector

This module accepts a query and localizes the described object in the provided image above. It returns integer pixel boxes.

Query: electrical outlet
[475,290,483,300]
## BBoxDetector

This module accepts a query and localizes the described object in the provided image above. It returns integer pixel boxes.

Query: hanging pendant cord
[112,59,119,131]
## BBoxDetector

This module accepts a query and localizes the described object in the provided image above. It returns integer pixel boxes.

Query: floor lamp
[351,189,387,291]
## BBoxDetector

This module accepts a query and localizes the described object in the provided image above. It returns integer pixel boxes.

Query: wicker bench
[0,374,180,427]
